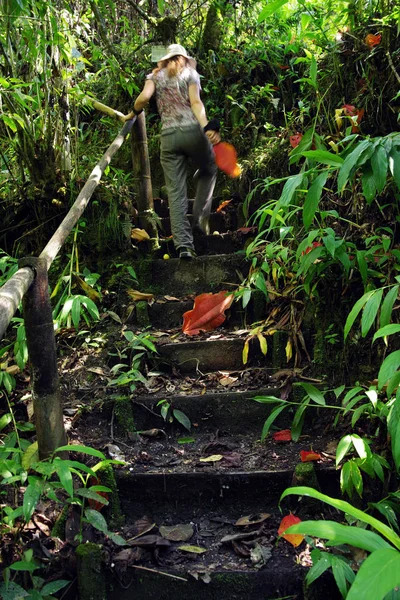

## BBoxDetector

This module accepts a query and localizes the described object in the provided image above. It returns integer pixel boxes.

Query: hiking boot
[179,247,196,260]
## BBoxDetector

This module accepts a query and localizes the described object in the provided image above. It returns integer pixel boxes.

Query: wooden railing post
[132,112,159,245]
[19,257,67,459]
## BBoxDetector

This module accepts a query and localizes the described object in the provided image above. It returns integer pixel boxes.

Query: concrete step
[133,386,280,434]
[133,254,249,296]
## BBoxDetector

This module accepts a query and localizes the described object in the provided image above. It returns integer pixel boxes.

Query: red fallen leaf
[343,104,357,116]
[273,429,292,442]
[302,241,322,256]
[236,226,257,234]
[300,450,322,462]
[182,291,234,336]
[278,514,304,547]
[216,199,233,213]
[289,133,303,148]
[213,142,241,178]
[277,63,290,70]
[365,33,381,48]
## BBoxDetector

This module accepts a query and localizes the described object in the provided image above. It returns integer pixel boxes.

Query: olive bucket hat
[158,44,196,68]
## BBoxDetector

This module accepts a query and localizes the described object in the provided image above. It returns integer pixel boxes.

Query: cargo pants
[160,123,217,251]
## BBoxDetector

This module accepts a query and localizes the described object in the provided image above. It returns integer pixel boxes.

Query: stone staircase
[101,197,341,599]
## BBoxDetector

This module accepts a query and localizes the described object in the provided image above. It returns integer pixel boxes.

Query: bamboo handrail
[0,116,135,340]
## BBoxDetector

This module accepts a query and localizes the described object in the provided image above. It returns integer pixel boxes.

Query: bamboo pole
[20,257,67,459]
[40,119,134,269]
[132,112,158,243]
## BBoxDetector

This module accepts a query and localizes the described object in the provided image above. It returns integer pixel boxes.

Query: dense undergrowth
[1,0,400,598]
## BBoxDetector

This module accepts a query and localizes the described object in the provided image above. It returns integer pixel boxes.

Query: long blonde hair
[152,55,188,77]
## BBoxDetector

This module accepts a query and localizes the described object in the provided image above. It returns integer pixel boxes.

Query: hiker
[122,44,221,259]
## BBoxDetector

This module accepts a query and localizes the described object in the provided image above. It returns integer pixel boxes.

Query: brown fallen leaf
[199,454,223,463]
[159,524,194,542]
[131,228,150,242]
[235,513,271,527]
[127,289,155,302]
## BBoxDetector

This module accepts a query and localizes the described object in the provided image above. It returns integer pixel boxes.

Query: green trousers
[160,124,217,251]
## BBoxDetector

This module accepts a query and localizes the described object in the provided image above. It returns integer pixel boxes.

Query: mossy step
[133,289,266,329]
[107,562,340,600]
[133,254,249,296]
[158,230,254,257]
[133,386,280,433]
[159,211,227,236]
[116,469,338,519]
[157,336,277,373]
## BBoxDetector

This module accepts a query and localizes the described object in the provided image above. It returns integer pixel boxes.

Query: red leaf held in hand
[300,450,322,462]
[273,429,292,442]
[278,514,304,547]
[182,291,234,336]
[289,133,303,148]
[365,33,381,48]
[213,142,241,178]
[216,199,233,213]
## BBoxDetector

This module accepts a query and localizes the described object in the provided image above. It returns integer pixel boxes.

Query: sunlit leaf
[346,549,400,600]
[303,172,328,229]
[378,351,400,391]
[278,514,304,547]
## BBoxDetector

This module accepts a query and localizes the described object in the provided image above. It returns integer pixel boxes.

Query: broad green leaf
[22,441,39,470]
[362,165,377,204]
[72,297,81,330]
[361,288,383,337]
[341,460,354,495]
[342,386,364,406]
[253,396,282,404]
[280,487,400,549]
[75,488,109,506]
[173,409,191,432]
[351,434,369,459]
[54,460,73,498]
[2,114,17,132]
[346,548,400,600]
[379,286,399,329]
[258,0,289,21]
[306,553,331,586]
[10,560,38,572]
[387,371,400,398]
[378,350,400,391]
[323,234,336,258]
[301,150,344,166]
[371,144,388,193]
[108,531,127,546]
[350,460,363,496]
[389,149,400,190]
[55,444,106,459]
[331,554,355,597]
[23,479,43,522]
[344,290,375,339]
[388,394,400,470]
[338,140,371,193]
[291,398,310,441]
[85,508,108,533]
[261,404,287,441]
[280,173,304,208]
[297,382,326,405]
[287,520,391,552]
[0,413,12,431]
[41,580,70,595]
[242,289,251,308]
[374,324,400,342]
[336,435,353,465]
[0,581,29,599]
[357,250,368,284]
[309,56,317,88]
[303,172,329,229]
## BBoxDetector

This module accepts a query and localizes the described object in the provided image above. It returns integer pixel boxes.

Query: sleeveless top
[147,66,201,130]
